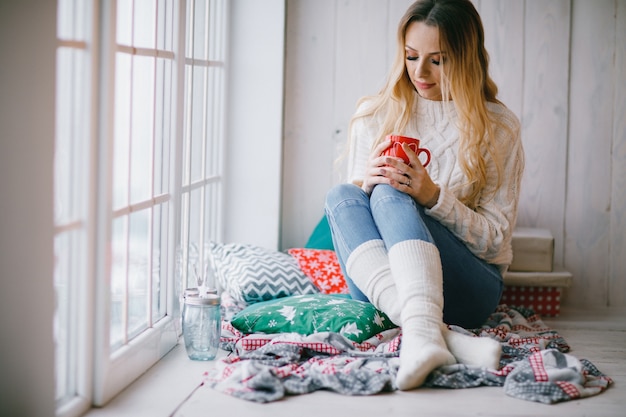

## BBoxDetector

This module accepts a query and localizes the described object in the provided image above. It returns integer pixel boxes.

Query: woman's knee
[370,184,413,205]
[370,184,394,199]
[325,183,366,210]
[370,184,421,215]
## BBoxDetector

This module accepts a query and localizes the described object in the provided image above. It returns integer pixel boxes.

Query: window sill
[83,342,211,417]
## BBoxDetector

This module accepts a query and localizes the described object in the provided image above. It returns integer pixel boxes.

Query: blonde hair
[348,0,510,209]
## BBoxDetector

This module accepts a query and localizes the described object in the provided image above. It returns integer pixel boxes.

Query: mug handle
[417,148,431,167]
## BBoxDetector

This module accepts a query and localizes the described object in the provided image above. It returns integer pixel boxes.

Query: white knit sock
[345,240,401,326]
[443,327,501,369]
[346,240,501,370]
[389,240,455,390]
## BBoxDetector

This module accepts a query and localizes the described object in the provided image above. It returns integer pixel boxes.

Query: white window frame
[54,0,229,413]
[92,0,180,404]
[54,0,96,415]
[178,0,228,298]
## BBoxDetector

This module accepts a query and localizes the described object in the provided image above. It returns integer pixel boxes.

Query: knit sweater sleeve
[425,104,524,271]
[346,104,378,184]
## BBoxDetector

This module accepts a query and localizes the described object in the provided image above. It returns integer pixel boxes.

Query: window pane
[114,52,132,209]
[180,188,203,289]
[191,0,208,60]
[154,58,173,195]
[204,182,221,246]
[54,233,72,401]
[128,209,151,339]
[116,0,133,46]
[189,66,207,183]
[56,48,89,225]
[209,0,226,61]
[55,48,73,225]
[57,0,72,39]
[57,0,89,41]
[74,0,88,40]
[54,228,86,403]
[133,0,157,48]
[152,203,168,322]
[188,187,203,278]
[110,216,128,350]
[58,0,88,41]
[178,192,191,287]
[156,0,174,51]
[181,66,192,186]
[204,65,224,177]
[130,55,155,204]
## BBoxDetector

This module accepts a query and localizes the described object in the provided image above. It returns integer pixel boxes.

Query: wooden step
[503,267,572,287]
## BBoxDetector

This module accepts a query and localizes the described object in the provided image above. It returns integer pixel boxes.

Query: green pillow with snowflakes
[230,293,397,343]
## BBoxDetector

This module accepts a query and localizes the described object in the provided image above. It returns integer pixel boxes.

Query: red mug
[381,135,431,167]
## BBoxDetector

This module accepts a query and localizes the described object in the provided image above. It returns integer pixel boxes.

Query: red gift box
[501,268,572,317]
[500,285,563,316]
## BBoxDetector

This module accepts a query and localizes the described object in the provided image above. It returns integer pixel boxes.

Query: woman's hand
[362,140,440,208]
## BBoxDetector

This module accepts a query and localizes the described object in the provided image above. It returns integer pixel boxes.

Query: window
[54,0,94,414]
[108,0,177,350]
[179,0,227,300]
[54,0,228,415]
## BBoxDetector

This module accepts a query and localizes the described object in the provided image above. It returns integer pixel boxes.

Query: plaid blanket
[203,303,612,404]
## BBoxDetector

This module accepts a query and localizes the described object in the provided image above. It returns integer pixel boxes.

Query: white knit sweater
[346,93,524,272]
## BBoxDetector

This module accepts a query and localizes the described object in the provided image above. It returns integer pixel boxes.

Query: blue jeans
[324,183,503,328]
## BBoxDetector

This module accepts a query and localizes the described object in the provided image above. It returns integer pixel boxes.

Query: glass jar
[180,287,198,333]
[183,293,221,361]
[181,287,217,328]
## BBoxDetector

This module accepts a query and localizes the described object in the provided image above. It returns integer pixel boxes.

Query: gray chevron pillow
[209,242,319,304]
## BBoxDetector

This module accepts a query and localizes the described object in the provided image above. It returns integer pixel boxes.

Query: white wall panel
[281,0,337,250]
[564,0,616,306]
[517,1,570,266]
[224,0,285,249]
[281,0,626,308]
[333,0,390,176]
[610,0,626,307]
[478,0,525,119]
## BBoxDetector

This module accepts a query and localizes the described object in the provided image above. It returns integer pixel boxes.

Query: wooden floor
[85,307,626,417]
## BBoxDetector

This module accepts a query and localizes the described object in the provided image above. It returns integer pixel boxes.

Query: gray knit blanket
[203,304,612,404]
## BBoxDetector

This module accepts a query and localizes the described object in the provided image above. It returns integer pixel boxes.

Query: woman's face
[404,21,444,101]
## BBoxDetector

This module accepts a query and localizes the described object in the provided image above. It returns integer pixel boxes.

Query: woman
[325,0,524,390]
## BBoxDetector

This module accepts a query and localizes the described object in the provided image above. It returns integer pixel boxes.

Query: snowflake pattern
[288,249,349,294]
[230,294,397,343]
[373,311,387,327]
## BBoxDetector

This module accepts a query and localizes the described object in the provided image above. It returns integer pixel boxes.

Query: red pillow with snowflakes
[287,248,349,294]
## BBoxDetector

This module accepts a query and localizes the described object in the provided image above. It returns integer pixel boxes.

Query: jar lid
[185,293,220,306]
[184,287,200,296]
[184,287,217,297]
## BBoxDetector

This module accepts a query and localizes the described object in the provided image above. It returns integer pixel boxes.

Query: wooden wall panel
[332,0,391,184]
[478,0,525,119]
[517,1,571,268]
[282,0,337,249]
[332,0,418,184]
[610,0,626,307]
[386,1,417,64]
[281,0,626,308]
[563,0,615,306]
